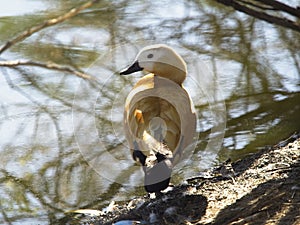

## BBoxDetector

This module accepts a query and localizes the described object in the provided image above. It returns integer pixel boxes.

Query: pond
[0,0,299,224]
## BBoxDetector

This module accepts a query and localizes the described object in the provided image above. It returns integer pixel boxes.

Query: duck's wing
[124,74,197,166]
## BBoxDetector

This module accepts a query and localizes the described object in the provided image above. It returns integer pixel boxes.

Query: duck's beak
[120,61,143,75]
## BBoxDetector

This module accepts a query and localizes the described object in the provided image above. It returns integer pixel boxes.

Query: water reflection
[0,0,299,224]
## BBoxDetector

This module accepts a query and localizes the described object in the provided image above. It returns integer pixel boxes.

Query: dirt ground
[63,132,300,225]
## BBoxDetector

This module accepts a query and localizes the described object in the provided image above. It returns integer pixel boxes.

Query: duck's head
[120,44,187,85]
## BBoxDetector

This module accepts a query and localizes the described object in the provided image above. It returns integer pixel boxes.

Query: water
[0,0,299,224]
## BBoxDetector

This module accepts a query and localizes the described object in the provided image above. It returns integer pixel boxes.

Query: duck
[120,44,197,194]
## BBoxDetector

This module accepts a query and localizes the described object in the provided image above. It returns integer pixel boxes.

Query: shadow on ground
[212,158,300,225]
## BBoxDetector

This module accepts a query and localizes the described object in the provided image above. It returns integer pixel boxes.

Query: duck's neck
[152,63,186,85]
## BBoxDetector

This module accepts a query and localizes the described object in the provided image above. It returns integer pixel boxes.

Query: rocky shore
[62,132,300,225]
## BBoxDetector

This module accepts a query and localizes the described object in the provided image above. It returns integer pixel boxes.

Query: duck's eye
[147,53,154,59]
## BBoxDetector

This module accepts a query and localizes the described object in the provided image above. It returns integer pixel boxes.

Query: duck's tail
[130,125,172,193]
[131,110,175,193]
[132,134,173,193]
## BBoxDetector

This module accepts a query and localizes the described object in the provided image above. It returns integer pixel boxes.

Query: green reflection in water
[0,0,299,224]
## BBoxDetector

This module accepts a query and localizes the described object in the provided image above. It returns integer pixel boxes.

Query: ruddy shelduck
[120,44,196,194]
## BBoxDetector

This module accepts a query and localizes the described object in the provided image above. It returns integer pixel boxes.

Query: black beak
[120,61,143,75]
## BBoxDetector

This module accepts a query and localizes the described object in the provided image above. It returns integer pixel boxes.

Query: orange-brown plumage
[120,44,196,193]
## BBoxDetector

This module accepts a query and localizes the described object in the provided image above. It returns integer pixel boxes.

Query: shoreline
[62,131,300,225]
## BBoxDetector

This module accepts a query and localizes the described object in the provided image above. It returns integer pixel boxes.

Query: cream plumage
[120,44,196,193]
